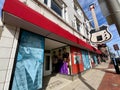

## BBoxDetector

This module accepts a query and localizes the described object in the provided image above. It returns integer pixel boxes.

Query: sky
[0,0,4,17]
[0,0,120,56]
[78,0,120,57]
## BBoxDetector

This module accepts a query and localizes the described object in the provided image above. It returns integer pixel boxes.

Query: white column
[47,0,51,8]
[65,7,69,23]
[62,4,65,19]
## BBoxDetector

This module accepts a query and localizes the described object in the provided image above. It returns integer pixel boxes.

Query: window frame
[76,17,81,32]
[51,0,62,16]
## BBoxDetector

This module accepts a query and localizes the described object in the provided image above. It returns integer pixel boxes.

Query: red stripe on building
[2,0,101,54]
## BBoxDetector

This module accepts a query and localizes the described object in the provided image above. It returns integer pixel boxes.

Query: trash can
[112,58,120,74]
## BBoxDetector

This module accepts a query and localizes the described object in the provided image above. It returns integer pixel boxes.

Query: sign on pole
[113,44,119,51]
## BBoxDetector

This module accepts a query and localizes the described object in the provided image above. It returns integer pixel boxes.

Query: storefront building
[0,0,101,89]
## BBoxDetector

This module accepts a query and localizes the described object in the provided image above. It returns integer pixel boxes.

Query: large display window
[11,30,45,90]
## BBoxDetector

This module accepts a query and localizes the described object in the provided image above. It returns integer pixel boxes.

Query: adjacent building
[0,0,101,89]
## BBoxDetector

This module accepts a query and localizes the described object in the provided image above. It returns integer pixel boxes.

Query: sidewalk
[98,63,120,90]
[43,60,120,90]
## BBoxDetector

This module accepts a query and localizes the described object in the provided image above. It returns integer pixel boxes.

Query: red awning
[3,0,101,54]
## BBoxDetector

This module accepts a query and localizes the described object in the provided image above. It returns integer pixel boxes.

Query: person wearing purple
[60,47,69,75]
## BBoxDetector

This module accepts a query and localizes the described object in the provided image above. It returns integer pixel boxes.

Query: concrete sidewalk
[61,61,110,90]
[98,63,120,90]
[43,60,118,90]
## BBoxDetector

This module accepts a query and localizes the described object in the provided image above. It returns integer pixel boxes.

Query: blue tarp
[81,50,90,70]
[12,30,45,90]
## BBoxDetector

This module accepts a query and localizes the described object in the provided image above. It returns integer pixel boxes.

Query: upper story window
[84,19,90,31]
[43,0,67,20]
[51,0,62,16]
[73,2,84,20]
[76,17,81,32]
[77,9,84,18]
[44,0,48,5]
[73,16,87,36]
[74,4,78,12]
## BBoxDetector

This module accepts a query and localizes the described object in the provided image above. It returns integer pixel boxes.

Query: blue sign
[81,50,90,70]
[12,30,44,90]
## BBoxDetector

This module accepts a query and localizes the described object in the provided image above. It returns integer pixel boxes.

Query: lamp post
[98,0,120,35]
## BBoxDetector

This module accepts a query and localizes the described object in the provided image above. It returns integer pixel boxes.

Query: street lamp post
[98,0,120,35]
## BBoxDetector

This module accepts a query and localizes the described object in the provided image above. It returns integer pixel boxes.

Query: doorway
[44,53,52,76]
[44,38,66,76]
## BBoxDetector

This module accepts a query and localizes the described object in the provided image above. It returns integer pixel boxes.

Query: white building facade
[0,0,101,90]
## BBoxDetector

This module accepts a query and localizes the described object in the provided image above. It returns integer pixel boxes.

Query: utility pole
[98,0,120,35]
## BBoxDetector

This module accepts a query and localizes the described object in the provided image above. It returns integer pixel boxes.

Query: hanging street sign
[90,25,112,44]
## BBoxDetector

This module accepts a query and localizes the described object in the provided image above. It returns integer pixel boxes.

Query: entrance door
[44,53,52,76]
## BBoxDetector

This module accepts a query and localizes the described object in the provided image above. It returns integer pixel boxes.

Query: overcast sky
[0,0,120,56]
[78,0,120,57]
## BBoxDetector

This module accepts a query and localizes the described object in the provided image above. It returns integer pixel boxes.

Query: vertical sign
[11,30,44,90]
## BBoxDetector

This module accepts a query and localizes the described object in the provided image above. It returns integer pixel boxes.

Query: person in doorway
[60,47,70,75]
[58,49,63,72]
[52,51,58,73]
[59,58,68,74]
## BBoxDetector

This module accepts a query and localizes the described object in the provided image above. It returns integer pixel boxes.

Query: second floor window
[44,0,48,5]
[77,22,80,31]
[43,0,67,19]
[76,17,81,32]
[51,0,62,16]
[74,4,78,12]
